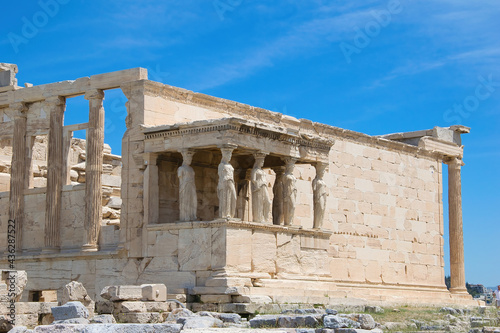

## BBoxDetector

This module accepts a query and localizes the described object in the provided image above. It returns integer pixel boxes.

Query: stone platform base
[189,277,480,312]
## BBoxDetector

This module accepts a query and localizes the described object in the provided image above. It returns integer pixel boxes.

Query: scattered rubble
[1,278,500,332]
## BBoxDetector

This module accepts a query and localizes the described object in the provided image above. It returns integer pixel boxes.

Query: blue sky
[2,1,499,287]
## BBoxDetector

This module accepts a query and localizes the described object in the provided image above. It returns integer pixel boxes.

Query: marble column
[446,157,468,295]
[272,166,285,225]
[178,149,197,221]
[312,163,328,229]
[144,153,159,225]
[44,96,66,252]
[83,89,105,251]
[8,102,28,253]
[217,145,237,219]
[283,157,297,226]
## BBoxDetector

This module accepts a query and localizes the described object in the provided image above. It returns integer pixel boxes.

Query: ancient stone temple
[0,63,475,307]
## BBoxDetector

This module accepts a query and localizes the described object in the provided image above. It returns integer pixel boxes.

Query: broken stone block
[13,314,40,327]
[232,295,273,304]
[249,314,279,328]
[200,294,231,303]
[101,285,142,301]
[1,270,27,302]
[61,281,95,317]
[0,316,13,332]
[102,206,120,219]
[69,169,78,181]
[101,284,166,302]
[217,312,242,324]
[40,313,54,325]
[357,313,376,330]
[166,308,194,322]
[91,314,116,324]
[61,281,91,305]
[144,301,170,313]
[141,284,167,302]
[71,162,86,171]
[107,196,122,209]
[113,301,147,313]
[324,315,361,329]
[53,317,90,325]
[177,316,224,329]
[115,312,163,324]
[95,300,113,314]
[6,326,33,333]
[51,301,89,321]
[365,305,384,314]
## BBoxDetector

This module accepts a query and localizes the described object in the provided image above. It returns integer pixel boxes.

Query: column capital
[283,156,297,164]
[272,166,285,175]
[315,162,328,174]
[44,95,66,106]
[84,89,105,101]
[9,102,28,117]
[444,156,464,168]
[179,148,196,159]
[253,151,268,159]
[218,143,238,151]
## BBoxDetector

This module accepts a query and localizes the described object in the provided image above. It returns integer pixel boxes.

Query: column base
[82,244,99,252]
[42,247,60,254]
[450,287,471,299]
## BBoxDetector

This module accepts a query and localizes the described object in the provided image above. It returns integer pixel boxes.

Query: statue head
[284,157,297,174]
[253,154,265,168]
[315,162,327,178]
[221,147,233,164]
[180,149,194,166]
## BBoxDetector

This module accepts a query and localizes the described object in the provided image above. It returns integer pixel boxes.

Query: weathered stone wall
[135,80,446,289]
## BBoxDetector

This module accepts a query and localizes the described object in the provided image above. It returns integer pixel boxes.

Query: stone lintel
[90,67,147,90]
[0,68,147,107]
[417,137,463,159]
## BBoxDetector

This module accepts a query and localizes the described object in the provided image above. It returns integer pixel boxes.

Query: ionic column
[83,89,105,251]
[8,102,28,253]
[144,153,159,225]
[446,157,468,295]
[272,166,285,225]
[44,96,66,252]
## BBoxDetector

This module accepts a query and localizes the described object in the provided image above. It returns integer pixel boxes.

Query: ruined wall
[0,128,123,252]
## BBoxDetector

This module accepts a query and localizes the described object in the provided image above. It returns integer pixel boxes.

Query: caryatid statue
[178,149,197,221]
[251,153,271,223]
[272,166,285,225]
[283,157,297,226]
[312,163,328,229]
[217,145,237,219]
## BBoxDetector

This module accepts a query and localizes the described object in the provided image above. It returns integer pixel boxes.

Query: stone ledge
[0,247,123,262]
[147,219,332,238]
